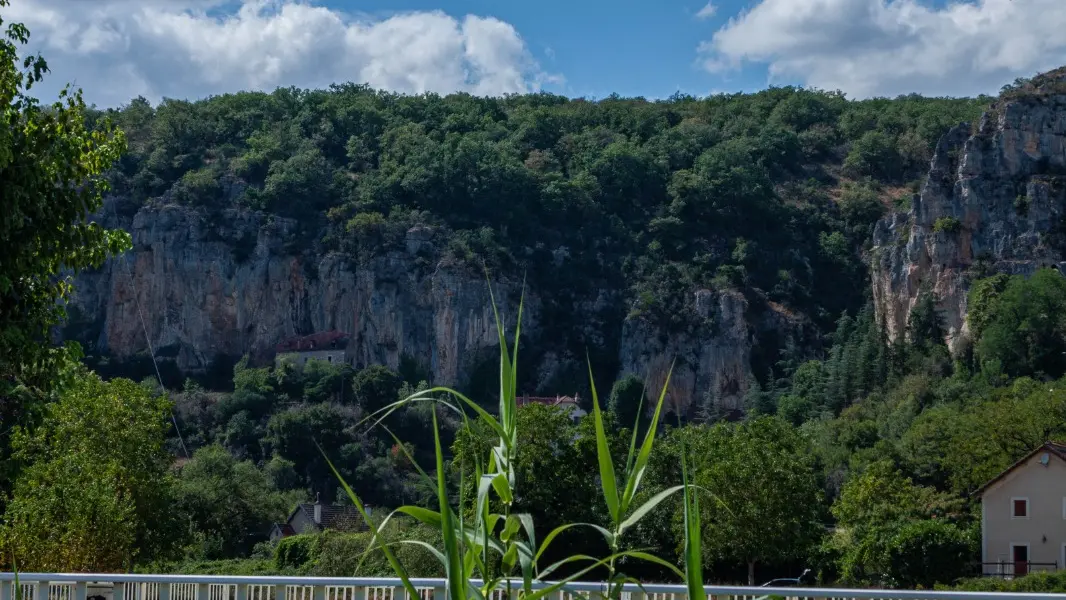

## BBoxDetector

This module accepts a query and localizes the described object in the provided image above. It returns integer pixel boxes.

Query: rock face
[618,290,751,416]
[618,290,809,418]
[872,76,1066,351]
[67,198,536,387]
[68,194,811,415]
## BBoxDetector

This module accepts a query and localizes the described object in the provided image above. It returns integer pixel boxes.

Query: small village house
[275,331,352,368]
[977,441,1066,577]
[269,497,367,542]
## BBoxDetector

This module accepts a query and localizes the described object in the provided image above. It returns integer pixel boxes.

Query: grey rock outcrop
[618,289,810,418]
[872,75,1066,351]
[67,198,536,387]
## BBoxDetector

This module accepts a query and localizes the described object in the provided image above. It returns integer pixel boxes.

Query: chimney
[313,493,322,524]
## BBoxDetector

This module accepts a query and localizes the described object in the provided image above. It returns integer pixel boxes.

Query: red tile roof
[275,331,350,353]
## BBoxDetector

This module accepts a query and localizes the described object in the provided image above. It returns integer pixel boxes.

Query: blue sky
[334,0,770,99]
[10,0,1066,108]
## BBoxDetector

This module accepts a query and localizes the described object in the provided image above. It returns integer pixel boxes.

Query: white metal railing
[0,574,1060,600]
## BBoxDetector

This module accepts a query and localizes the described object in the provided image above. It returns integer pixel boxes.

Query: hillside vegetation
[91,86,989,382]
[13,6,1066,586]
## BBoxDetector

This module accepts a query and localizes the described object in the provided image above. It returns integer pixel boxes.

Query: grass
[320,284,707,600]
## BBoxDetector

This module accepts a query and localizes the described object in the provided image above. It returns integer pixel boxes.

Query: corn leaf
[434,410,466,600]
[681,445,705,600]
[317,441,419,600]
[620,363,673,513]
[617,484,685,535]
[587,359,620,523]
[535,522,614,563]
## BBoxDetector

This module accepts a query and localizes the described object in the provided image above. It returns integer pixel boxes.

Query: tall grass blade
[317,441,419,599]
[617,484,685,535]
[681,444,705,600]
[588,359,620,523]
[510,280,525,403]
[434,410,466,600]
[620,363,673,512]
[535,522,614,563]
[622,377,649,478]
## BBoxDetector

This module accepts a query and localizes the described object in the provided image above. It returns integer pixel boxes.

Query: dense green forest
[8,2,1066,589]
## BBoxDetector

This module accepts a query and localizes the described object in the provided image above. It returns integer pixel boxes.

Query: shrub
[932,217,962,234]
[885,520,977,588]
[274,534,319,571]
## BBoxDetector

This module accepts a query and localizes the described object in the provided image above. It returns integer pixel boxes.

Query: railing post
[236,585,247,600]
[272,586,284,600]
[33,582,46,600]
[75,583,87,600]
[312,586,324,600]
[197,585,210,600]
[431,585,445,600]
[112,582,125,600]
[159,583,170,600]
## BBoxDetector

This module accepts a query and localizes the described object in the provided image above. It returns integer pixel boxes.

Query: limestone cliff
[872,71,1066,351]
[618,290,810,418]
[67,193,809,415]
[66,197,537,388]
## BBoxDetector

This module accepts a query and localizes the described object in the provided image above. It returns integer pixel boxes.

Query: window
[1012,497,1030,518]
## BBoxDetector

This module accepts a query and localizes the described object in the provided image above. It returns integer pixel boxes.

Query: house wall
[276,350,349,368]
[983,452,1066,574]
[290,507,318,535]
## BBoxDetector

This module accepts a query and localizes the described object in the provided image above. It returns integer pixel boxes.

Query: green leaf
[621,550,686,580]
[682,444,706,600]
[393,505,443,528]
[587,358,620,524]
[617,484,685,536]
[394,539,447,568]
[433,410,466,600]
[491,472,514,505]
[501,514,521,542]
[516,512,536,550]
[502,543,518,571]
[620,362,674,514]
[535,522,614,564]
[317,440,419,600]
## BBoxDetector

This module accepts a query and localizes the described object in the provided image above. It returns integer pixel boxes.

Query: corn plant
[321,286,706,600]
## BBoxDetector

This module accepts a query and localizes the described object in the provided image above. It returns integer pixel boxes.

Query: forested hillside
[72,84,990,409]
[9,3,1066,586]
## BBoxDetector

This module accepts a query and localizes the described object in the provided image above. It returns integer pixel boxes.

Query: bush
[885,520,977,588]
[953,569,1066,593]
[274,534,319,571]
[932,217,962,234]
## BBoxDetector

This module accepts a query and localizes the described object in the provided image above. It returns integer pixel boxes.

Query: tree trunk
[747,560,756,586]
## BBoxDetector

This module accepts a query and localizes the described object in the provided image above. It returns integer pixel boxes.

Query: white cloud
[9,0,560,107]
[699,0,1066,98]
[695,1,717,20]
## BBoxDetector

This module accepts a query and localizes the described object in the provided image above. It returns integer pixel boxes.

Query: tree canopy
[1,371,181,570]
[0,0,131,496]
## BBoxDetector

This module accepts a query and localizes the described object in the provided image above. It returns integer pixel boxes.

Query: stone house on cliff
[977,441,1066,577]
[275,331,351,367]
